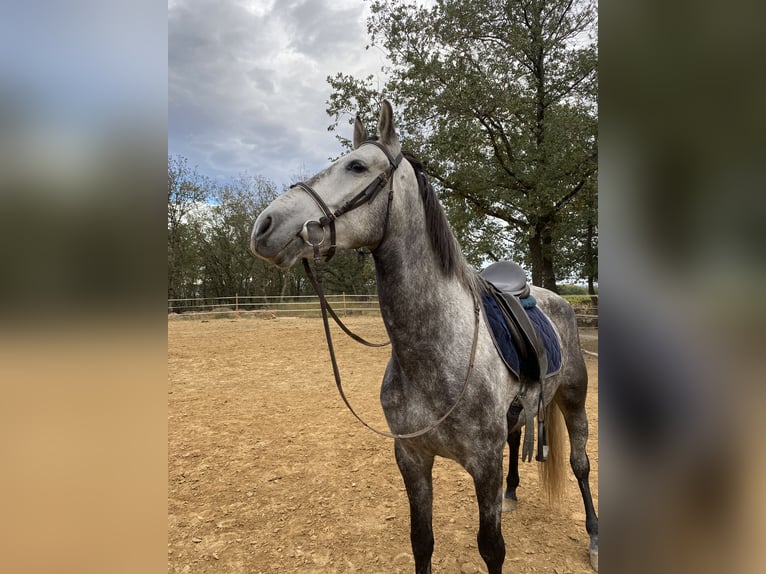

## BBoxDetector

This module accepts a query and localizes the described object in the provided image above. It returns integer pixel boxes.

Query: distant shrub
[557,284,598,295]
[557,284,587,295]
[564,295,594,306]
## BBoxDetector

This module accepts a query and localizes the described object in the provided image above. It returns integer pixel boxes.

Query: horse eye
[347,160,367,174]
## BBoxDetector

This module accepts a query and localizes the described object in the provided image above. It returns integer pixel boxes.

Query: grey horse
[250,101,598,573]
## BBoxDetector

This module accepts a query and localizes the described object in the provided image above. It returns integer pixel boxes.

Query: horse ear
[353,115,368,150]
[377,100,401,156]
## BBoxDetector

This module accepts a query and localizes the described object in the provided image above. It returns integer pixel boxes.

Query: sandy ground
[168,316,598,573]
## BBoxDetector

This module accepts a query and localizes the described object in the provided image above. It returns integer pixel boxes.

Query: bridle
[291,140,403,263]
[292,141,480,440]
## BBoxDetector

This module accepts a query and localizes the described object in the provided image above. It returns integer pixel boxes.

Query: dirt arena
[168,315,598,574]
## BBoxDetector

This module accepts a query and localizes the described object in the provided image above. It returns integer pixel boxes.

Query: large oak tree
[327,0,597,291]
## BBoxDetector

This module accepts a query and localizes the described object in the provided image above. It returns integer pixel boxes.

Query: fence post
[235,293,239,312]
[343,292,347,317]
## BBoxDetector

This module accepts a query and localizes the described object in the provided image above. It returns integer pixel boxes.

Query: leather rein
[293,141,481,440]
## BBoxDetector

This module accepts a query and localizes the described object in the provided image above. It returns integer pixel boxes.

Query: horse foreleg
[395,442,435,574]
[503,427,521,511]
[556,392,599,571]
[468,453,506,574]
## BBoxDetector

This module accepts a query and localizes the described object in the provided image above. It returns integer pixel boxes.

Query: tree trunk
[529,217,558,292]
[529,7,556,293]
[541,224,557,292]
[585,216,598,306]
[529,231,543,287]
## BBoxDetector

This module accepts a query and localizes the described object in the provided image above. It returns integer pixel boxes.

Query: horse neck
[372,170,477,361]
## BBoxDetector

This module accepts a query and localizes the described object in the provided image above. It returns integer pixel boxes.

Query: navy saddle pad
[481,293,562,379]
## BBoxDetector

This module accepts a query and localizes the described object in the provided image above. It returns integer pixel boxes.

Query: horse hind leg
[503,426,521,512]
[395,442,435,574]
[555,384,599,571]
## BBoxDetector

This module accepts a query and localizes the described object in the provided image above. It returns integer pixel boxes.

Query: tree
[168,154,211,300]
[167,154,379,306]
[196,174,277,298]
[327,0,597,290]
[552,175,598,295]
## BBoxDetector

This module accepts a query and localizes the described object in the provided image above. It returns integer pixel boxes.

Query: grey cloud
[272,0,367,57]
[169,0,383,188]
[247,67,278,94]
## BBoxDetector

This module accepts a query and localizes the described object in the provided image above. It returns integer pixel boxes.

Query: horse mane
[402,151,477,291]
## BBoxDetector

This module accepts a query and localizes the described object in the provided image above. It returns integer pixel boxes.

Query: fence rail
[168,294,383,317]
[168,294,598,325]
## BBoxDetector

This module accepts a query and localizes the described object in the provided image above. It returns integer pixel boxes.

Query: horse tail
[539,399,567,503]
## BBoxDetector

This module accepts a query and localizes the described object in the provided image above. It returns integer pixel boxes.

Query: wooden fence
[168,294,598,326]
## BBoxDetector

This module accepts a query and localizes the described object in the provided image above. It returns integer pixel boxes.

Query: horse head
[250,100,404,268]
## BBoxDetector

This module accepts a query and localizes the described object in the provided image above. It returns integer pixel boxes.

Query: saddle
[479,261,549,462]
[480,261,547,379]
[481,259,531,299]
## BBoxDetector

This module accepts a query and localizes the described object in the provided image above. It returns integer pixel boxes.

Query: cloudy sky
[169,0,395,189]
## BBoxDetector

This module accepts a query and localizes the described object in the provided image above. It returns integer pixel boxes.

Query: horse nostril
[254,214,273,240]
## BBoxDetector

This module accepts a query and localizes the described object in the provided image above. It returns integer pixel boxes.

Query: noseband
[291,140,404,262]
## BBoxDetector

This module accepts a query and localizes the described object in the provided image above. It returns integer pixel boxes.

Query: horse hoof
[501,497,517,512]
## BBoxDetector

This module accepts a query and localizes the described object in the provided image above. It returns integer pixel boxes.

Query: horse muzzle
[250,210,306,268]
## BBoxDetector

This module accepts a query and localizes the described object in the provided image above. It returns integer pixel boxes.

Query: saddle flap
[479,261,562,384]
[493,287,548,381]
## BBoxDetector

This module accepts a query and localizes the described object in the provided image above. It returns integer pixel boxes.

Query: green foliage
[557,284,586,296]
[563,295,597,317]
[326,0,597,290]
[168,155,380,303]
[198,173,281,298]
[319,251,378,295]
[557,284,598,296]
[167,155,211,299]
